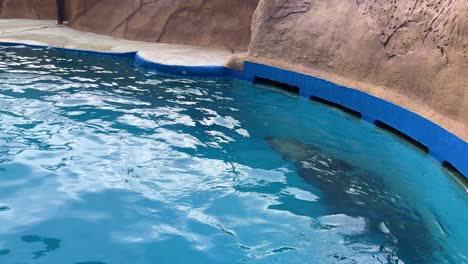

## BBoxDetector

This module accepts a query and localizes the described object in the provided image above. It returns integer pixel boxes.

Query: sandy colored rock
[66,0,259,51]
[248,0,468,141]
[0,0,56,19]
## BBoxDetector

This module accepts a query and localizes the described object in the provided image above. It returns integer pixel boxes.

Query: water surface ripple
[0,46,467,264]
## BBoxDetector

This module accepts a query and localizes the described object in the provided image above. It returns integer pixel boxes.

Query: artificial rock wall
[0,0,56,19]
[248,0,468,139]
[66,0,259,51]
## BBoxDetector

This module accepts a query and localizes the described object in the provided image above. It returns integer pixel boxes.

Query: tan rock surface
[247,0,468,141]
[0,0,56,19]
[66,0,259,51]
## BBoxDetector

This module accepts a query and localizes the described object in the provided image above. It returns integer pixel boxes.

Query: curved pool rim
[1,41,466,180]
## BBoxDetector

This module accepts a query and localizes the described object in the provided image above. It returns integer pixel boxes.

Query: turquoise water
[0,46,467,264]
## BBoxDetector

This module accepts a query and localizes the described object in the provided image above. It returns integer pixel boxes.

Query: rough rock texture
[0,0,56,19]
[247,0,468,140]
[66,0,259,51]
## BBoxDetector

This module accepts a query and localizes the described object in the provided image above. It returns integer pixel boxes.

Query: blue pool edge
[237,62,468,179]
[0,41,137,58]
[1,42,466,179]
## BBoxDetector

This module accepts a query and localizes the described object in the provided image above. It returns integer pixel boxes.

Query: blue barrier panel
[0,42,137,58]
[0,41,49,49]
[135,52,227,78]
[54,47,137,58]
[134,53,257,81]
[241,61,468,178]
[225,68,254,82]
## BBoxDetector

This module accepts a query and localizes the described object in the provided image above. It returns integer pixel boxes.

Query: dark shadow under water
[266,137,448,263]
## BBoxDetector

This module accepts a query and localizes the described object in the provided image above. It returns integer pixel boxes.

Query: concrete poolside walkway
[0,19,234,67]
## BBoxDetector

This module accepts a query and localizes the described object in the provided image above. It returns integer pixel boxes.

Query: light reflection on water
[0,46,466,264]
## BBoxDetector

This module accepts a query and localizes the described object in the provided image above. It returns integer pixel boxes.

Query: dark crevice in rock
[112,0,162,35]
[158,6,195,42]
[270,0,311,20]
[438,45,449,63]
[381,19,417,57]
[423,0,455,45]
[410,0,420,14]
[69,1,101,25]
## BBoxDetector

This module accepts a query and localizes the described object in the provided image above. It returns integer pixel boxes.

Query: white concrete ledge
[0,19,233,67]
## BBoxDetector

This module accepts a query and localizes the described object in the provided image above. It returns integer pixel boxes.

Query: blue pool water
[0,46,467,264]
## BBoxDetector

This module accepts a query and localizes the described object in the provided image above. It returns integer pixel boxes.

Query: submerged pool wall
[1,42,466,179]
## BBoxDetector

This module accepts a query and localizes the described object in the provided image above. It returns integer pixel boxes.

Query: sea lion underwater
[266,137,446,263]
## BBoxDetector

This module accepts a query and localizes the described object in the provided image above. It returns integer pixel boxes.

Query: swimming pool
[0,46,467,263]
